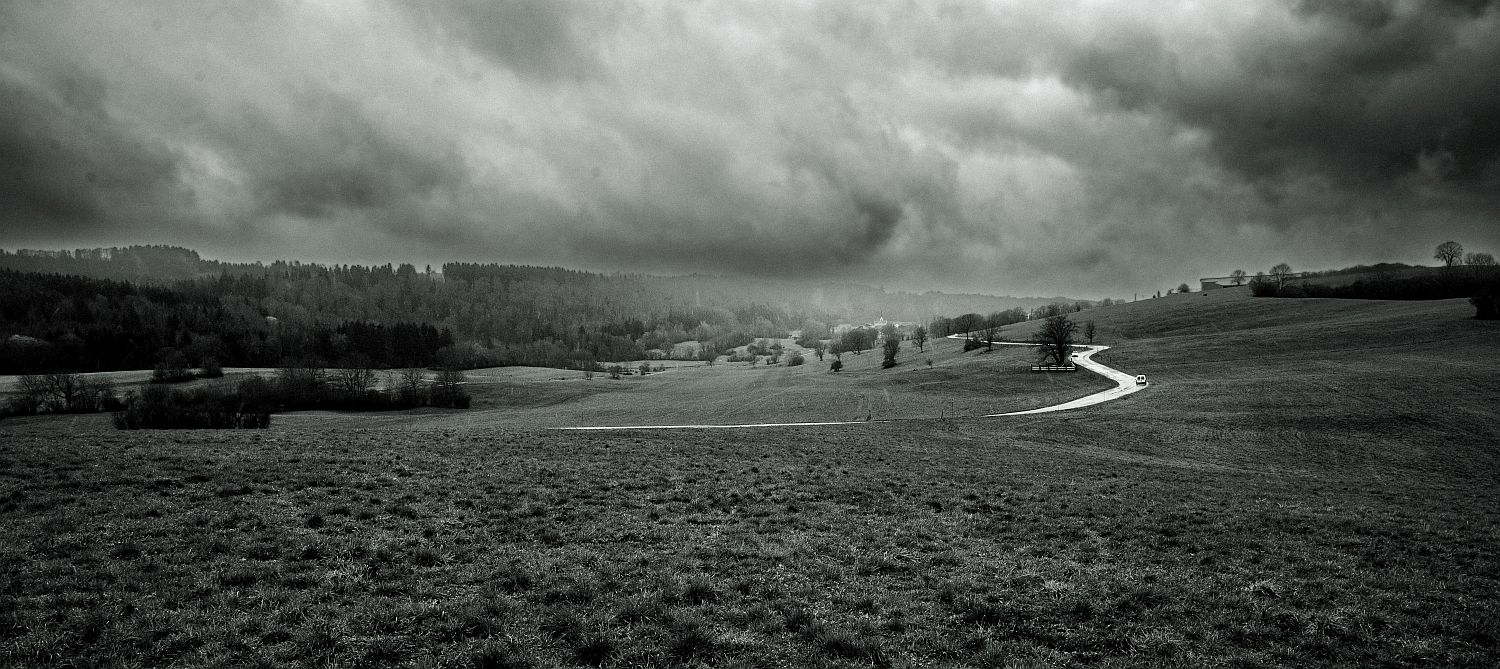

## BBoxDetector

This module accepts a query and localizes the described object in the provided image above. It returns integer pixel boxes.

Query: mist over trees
[1,246,1084,374]
[839,328,876,355]
[925,300,1098,341]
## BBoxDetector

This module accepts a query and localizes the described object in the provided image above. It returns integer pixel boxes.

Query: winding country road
[975,342,1144,416]
[558,336,1145,431]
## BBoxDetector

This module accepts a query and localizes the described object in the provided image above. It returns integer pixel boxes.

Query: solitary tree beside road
[1084,320,1096,345]
[1032,314,1078,367]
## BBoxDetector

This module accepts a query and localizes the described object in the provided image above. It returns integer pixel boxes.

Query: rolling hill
[1,288,1496,667]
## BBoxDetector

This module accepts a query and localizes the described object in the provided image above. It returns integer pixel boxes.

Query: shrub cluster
[1473,282,1500,320]
[107,365,473,429]
[3,373,122,417]
[267,365,471,411]
[112,382,271,429]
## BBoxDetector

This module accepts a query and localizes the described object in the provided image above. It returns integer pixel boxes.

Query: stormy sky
[2,1,1498,298]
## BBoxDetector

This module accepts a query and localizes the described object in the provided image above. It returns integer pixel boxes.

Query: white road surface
[975,342,1145,416]
[558,335,1145,431]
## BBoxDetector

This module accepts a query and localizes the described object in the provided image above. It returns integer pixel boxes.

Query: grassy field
[2,292,1497,667]
[445,336,1111,429]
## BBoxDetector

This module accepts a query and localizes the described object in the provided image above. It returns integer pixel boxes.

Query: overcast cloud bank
[2,0,1497,297]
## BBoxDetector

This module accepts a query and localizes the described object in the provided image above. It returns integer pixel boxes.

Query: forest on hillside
[1,246,1093,374]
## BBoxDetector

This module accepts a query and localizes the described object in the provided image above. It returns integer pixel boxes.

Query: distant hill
[1300,262,1437,289]
[0,246,250,283]
[0,246,1095,373]
[0,246,1084,323]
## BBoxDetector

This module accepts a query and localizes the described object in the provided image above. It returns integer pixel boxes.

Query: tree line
[5,363,471,428]
[926,301,1095,340]
[2,247,1099,375]
[0,269,452,374]
[1244,241,1499,319]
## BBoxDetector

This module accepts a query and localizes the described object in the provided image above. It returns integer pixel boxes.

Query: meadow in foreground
[1,291,1497,667]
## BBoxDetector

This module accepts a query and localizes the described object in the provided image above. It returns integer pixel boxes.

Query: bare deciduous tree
[1229,269,1247,285]
[333,354,377,394]
[12,373,112,413]
[1031,314,1078,367]
[431,368,469,408]
[912,326,928,353]
[398,368,426,404]
[1270,263,1293,288]
[1084,320,1096,344]
[43,373,84,412]
[1435,241,1464,267]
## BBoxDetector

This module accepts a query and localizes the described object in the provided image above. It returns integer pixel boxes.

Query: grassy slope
[2,291,1497,668]
[278,335,1111,431]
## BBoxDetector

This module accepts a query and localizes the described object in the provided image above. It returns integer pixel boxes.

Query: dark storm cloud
[399,1,611,82]
[1062,0,1500,193]
[2,1,1499,297]
[0,66,188,235]
[851,194,904,253]
[234,91,467,222]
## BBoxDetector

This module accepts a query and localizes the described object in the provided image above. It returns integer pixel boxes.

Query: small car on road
[1135,374,1148,385]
